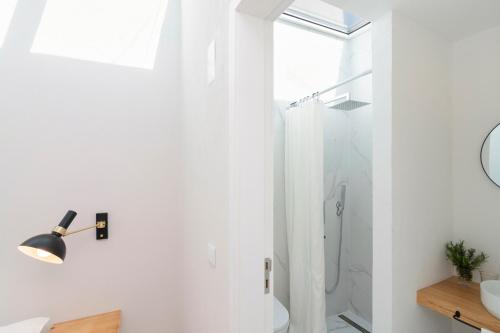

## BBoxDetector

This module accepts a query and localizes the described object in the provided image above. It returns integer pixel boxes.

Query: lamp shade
[18,210,76,264]
[18,233,66,264]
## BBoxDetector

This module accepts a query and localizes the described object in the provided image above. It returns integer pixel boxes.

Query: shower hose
[325,200,344,295]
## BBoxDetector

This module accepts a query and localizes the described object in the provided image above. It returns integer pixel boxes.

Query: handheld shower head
[327,183,348,294]
[336,184,347,216]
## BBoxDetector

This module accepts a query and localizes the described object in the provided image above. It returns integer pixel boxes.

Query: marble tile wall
[324,106,352,317]
[330,29,373,323]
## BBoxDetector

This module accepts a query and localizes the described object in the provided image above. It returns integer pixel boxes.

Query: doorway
[272,2,372,332]
[228,1,384,333]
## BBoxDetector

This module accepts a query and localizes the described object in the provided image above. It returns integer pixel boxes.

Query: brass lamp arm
[53,222,107,237]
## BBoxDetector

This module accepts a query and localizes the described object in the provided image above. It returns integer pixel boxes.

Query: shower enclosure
[273,6,373,333]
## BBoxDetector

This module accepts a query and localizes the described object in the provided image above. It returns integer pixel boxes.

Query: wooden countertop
[50,310,121,333]
[417,277,500,332]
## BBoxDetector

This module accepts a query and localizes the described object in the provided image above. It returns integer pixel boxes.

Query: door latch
[264,258,272,294]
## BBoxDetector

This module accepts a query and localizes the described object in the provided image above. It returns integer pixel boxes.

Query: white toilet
[273,297,290,333]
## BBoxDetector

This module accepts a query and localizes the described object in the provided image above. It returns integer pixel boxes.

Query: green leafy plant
[446,240,488,281]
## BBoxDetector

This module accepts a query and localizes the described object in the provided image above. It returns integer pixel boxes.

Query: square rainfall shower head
[326,93,371,111]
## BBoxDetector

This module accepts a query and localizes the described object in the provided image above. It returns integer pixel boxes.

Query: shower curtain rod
[289,69,372,107]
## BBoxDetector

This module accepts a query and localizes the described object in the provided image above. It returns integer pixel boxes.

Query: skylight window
[31,0,169,69]
[284,0,369,35]
[0,0,18,47]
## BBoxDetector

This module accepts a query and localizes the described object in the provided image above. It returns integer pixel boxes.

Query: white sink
[481,280,500,319]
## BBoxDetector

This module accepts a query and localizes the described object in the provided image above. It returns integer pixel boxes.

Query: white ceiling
[321,0,500,41]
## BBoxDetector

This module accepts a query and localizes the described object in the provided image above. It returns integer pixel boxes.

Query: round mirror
[481,123,500,187]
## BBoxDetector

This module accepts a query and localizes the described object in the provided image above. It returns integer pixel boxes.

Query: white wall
[371,12,393,333]
[391,12,453,333]
[373,13,500,333]
[0,0,182,332]
[452,25,500,278]
[178,0,231,332]
[451,25,500,333]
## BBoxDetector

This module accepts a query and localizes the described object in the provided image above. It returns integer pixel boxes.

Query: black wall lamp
[18,211,109,264]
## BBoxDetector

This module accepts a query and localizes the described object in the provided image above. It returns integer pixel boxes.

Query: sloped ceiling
[321,0,500,41]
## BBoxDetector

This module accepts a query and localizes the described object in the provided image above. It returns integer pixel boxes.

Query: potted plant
[446,240,488,282]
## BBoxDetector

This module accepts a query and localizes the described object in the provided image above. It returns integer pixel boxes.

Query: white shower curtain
[285,99,326,333]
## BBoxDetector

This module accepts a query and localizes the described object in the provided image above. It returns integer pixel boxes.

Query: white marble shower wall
[325,29,373,323]
[273,27,372,324]
[323,103,352,317]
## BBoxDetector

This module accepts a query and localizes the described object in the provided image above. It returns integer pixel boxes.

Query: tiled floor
[326,311,371,333]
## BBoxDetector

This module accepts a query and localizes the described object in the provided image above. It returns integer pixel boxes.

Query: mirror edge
[480,122,500,188]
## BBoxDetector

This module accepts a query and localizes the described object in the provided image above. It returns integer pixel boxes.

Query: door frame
[228,2,392,332]
[228,2,292,332]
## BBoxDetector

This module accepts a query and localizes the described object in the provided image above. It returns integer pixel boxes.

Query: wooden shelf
[417,277,500,332]
[50,310,121,333]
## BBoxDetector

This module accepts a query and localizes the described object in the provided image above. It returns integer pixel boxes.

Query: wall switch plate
[207,40,216,84]
[208,243,216,268]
